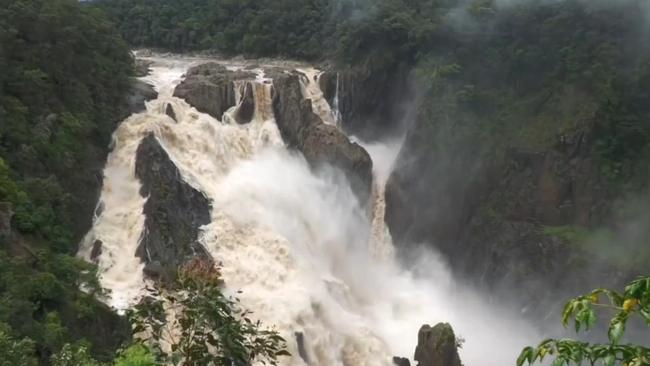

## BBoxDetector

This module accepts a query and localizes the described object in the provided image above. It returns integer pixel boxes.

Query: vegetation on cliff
[0,0,133,362]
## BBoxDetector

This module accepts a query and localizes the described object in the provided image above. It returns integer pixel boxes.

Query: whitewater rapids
[80,55,540,365]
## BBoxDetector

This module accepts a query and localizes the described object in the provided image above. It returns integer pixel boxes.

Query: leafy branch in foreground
[518,277,650,366]
[128,259,289,366]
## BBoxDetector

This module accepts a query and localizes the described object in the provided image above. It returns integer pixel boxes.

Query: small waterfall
[81,56,541,366]
[297,68,340,126]
[332,73,343,126]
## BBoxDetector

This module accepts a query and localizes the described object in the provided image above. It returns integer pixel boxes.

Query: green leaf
[608,320,625,344]
[517,347,534,366]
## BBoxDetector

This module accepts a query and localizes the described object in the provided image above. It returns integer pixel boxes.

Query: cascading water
[81,56,540,366]
[298,68,340,126]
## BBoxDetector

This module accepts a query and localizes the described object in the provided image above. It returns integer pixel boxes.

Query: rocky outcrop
[135,133,212,281]
[174,63,373,205]
[135,59,153,77]
[393,357,412,366]
[319,64,411,140]
[271,71,373,205]
[0,202,13,239]
[414,323,462,366]
[127,79,157,116]
[385,102,627,319]
[235,82,255,124]
[165,103,176,122]
[174,62,255,120]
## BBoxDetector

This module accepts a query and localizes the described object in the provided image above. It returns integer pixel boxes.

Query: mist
[209,143,541,365]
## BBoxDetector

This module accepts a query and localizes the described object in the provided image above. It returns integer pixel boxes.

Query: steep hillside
[385,0,650,317]
[0,0,151,362]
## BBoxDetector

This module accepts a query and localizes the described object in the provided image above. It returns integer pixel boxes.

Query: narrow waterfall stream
[80,56,540,366]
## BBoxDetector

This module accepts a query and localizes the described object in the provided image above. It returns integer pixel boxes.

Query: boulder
[393,357,411,366]
[320,64,411,140]
[318,70,338,106]
[414,323,462,366]
[174,62,255,120]
[135,133,212,281]
[90,239,103,263]
[175,63,373,205]
[127,79,157,115]
[271,71,373,205]
[234,82,255,124]
[294,332,310,363]
[165,103,176,122]
[134,59,153,77]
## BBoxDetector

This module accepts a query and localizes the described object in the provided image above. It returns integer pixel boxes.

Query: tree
[113,344,157,366]
[128,259,289,366]
[51,344,104,366]
[0,328,38,366]
[518,277,650,366]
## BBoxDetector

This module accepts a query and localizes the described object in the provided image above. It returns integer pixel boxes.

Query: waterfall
[332,73,343,126]
[80,56,540,366]
[297,68,340,126]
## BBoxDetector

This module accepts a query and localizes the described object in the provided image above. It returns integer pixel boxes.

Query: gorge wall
[383,0,650,320]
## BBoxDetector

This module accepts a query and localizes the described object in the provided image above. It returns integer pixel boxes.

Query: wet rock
[393,357,411,366]
[322,65,411,140]
[165,103,176,122]
[385,108,616,319]
[235,82,255,124]
[174,62,255,120]
[0,202,13,238]
[318,71,337,108]
[271,71,372,205]
[128,79,157,115]
[135,133,212,281]
[90,239,103,262]
[295,332,309,363]
[174,62,372,205]
[414,323,462,366]
[143,261,164,278]
[135,59,153,77]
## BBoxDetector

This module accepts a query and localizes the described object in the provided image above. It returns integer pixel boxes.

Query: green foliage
[92,0,334,60]
[0,0,133,363]
[128,259,289,366]
[518,277,650,366]
[543,226,593,246]
[0,327,38,366]
[413,0,650,175]
[114,345,157,366]
[51,344,104,366]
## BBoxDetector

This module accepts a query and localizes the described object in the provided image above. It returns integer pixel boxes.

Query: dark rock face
[165,103,176,122]
[174,62,255,120]
[0,202,13,238]
[135,133,212,281]
[393,357,412,366]
[320,65,411,140]
[63,300,132,361]
[271,72,373,205]
[318,70,337,105]
[174,63,373,206]
[235,82,255,124]
[414,323,462,366]
[90,239,103,262]
[127,79,157,116]
[294,332,310,363]
[385,111,623,318]
[134,59,153,77]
